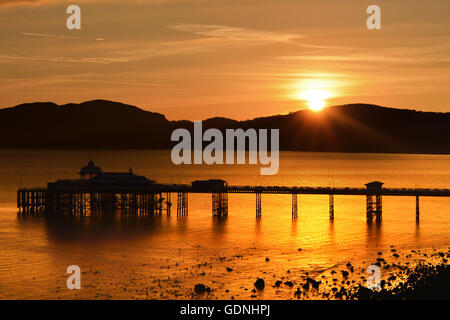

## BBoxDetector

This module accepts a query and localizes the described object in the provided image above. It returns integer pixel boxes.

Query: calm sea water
[0,150,449,299]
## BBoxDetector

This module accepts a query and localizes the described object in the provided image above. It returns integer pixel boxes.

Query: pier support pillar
[212,192,228,217]
[329,194,334,220]
[292,194,298,219]
[416,195,420,222]
[165,192,172,215]
[375,194,382,222]
[177,192,188,217]
[365,182,383,223]
[366,194,382,222]
[256,193,261,218]
[366,195,374,222]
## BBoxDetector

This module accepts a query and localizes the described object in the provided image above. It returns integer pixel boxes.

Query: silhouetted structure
[17,163,450,222]
[365,181,383,222]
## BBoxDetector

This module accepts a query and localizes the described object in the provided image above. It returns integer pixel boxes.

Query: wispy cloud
[0,0,41,6]
[0,0,168,6]
[21,32,79,39]
[0,72,165,90]
[169,24,302,42]
[0,54,129,64]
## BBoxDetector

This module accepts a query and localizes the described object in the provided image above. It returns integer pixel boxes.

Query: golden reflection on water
[0,150,449,299]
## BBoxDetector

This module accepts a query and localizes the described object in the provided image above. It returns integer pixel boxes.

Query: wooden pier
[17,162,450,222]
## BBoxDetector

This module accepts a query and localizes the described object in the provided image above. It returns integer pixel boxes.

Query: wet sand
[39,245,450,300]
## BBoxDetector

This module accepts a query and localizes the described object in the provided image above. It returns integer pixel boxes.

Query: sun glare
[300,89,330,112]
[292,78,336,112]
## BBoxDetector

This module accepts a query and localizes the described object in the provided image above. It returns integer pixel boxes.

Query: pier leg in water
[165,192,171,215]
[416,195,420,222]
[329,194,334,220]
[375,194,382,222]
[212,192,228,217]
[256,192,261,218]
[177,192,188,217]
[292,193,298,219]
[366,194,375,222]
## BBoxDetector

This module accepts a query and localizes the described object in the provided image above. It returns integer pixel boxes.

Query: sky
[0,0,449,120]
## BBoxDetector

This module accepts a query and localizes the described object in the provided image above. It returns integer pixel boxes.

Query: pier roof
[48,162,156,191]
[365,181,384,188]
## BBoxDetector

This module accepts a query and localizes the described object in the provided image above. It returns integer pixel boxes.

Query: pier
[17,161,450,222]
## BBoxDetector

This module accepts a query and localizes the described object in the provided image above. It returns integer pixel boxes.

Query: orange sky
[0,0,449,120]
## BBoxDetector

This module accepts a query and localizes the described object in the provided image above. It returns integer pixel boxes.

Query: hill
[0,100,448,153]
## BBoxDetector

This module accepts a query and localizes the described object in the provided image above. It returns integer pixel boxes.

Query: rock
[254,278,265,290]
[284,281,294,287]
[265,257,270,262]
[341,271,349,277]
[226,267,233,272]
[194,284,211,294]
[393,253,400,258]
[294,287,302,297]
[306,277,321,289]
[275,280,282,287]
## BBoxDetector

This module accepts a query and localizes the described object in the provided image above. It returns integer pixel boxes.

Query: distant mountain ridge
[0,100,448,154]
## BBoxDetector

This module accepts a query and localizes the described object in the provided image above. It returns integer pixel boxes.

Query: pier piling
[165,192,172,215]
[256,192,261,218]
[329,194,334,220]
[177,192,188,217]
[292,193,298,219]
[212,192,228,217]
[416,195,420,222]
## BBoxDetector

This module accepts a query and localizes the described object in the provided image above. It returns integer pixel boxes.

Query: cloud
[276,52,450,65]
[0,72,165,90]
[0,54,129,64]
[22,32,79,39]
[0,0,60,6]
[0,0,169,6]
[169,24,302,42]
[0,0,40,5]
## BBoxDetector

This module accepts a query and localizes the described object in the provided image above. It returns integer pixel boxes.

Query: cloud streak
[0,0,169,6]
[0,54,129,64]
[22,32,79,39]
[169,24,302,42]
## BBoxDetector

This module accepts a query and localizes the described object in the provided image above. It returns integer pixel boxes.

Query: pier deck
[17,183,450,221]
[17,184,450,196]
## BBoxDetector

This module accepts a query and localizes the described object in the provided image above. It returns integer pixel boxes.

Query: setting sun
[300,89,330,112]
[291,78,337,112]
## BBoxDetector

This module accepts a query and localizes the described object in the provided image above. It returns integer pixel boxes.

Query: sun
[300,89,330,112]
